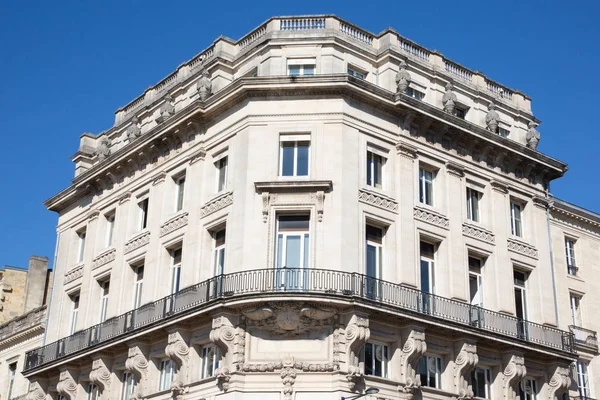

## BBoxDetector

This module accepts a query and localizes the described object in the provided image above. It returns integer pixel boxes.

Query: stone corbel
[215,366,232,391]
[532,195,550,210]
[125,343,150,399]
[165,329,191,383]
[209,314,239,366]
[453,341,478,400]
[547,364,571,400]
[344,313,370,389]
[446,162,465,179]
[262,191,270,223]
[316,190,325,222]
[399,327,427,393]
[152,171,167,186]
[188,147,207,165]
[490,180,509,195]
[56,368,79,400]
[89,355,113,394]
[28,378,50,400]
[87,209,100,222]
[396,141,418,161]
[502,353,527,400]
[401,111,416,134]
[126,157,139,178]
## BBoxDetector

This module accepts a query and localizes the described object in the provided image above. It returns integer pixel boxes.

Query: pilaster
[490,180,513,314]
[445,161,467,301]
[396,140,418,288]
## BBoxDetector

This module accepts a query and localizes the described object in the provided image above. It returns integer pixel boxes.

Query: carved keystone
[89,355,112,393]
[502,353,527,400]
[399,327,427,393]
[547,363,571,400]
[125,343,150,399]
[453,341,478,399]
[56,368,79,400]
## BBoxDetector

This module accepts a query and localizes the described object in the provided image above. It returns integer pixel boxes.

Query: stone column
[396,140,418,288]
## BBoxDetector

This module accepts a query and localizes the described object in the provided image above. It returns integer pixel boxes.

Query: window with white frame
[417,355,442,389]
[519,377,538,400]
[366,149,386,189]
[158,358,174,391]
[407,84,426,100]
[361,341,389,378]
[514,270,528,338]
[365,224,383,298]
[471,366,493,398]
[348,66,366,79]
[200,344,221,379]
[138,198,149,231]
[469,257,483,307]
[69,293,80,334]
[133,265,144,309]
[215,155,228,192]
[170,248,182,295]
[7,362,16,400]
[498,127,510,138]
[576,361,592,398]
[420,241,435,295]
[87,383,100,400]
[419,167,434,206]
[213,229,226,276]
[287,59,315,76]
[120,372,135,400]
[105,213,115,248]
[510,201,523,237]
[565,238,577,275]
[175,175,186,212]
[280,136,310,177]
[466,188,482,222]
[99,280,110,323]
[276,215,310,290]
[77,229,87,263]
[570,293,583,327]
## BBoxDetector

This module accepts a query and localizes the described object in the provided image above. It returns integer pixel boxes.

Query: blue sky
[0,0,598,269]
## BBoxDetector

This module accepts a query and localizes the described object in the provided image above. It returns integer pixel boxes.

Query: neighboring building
[21,15,594,400]
[0,256,50,400]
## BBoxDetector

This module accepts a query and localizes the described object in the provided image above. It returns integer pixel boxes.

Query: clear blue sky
[1,0,598,269]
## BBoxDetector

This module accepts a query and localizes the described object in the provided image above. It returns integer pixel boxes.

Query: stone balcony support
[502,353,527,400]
[452,340,479,399]
[398,326,427,393]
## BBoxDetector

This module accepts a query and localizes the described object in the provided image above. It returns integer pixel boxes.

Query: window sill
[567,274,585,283]
[277,175,310,181]
[362,185,394,200]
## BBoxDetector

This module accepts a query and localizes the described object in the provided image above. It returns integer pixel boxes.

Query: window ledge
[361,185,394,200]
[255,180,332,193]
[567,274,585,283]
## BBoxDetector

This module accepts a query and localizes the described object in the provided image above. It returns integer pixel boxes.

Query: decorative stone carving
[170,380,189,400]
[124,231,151,254]
[261,192,270,223]
[395,60,412,94]
[243,303,336,337]
[56,369,78,400]
[89,356,112,393]
[210,314,238,363]
[358,189,399,213]
[502,354,527,400]
[197,69,213,101]
[125,344,149,399]
[462,223,495,244]
[346,365,362,391]
[92,248,116,270]
[165,330,191,382]
[316,190,325,222]
[281,365,297,400]
[442,81,458,114]
[200,192,233,217]
[507,238,538,259]
[156,95,175,123]
[127,116,141,141]
[64,264,84,284]
[526,122,540,150]
[485,102,500,133]
[547,364,571,400]
[453,341,478,399]
[96,136,111,161]
[215,366,232,391]
[414,206,450,229]
[398,328,427,393]
[396,141,418,160]
[344,313,369,390]
[160,212,189,236]
[28,379,49,400]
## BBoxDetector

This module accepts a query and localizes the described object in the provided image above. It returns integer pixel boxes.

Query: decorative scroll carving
[344,313,369,389]
[414,206,450,229]
[125,344,149,399]
[127,116,141,141]
[96,136,111,161]
[124,231,151,254]
[200,192,233,217]
[64,264,84,284]
[502,354,526,400]
[92,248,116,270]
[242,303,336,337]
[358,189,398,213]
[170,380,189,400]
[399,328,427,393]
[442,81,457,114]
[89,356,112,393]
[160,212,189,236]
[507,238,538,259]
[210,315,237,357]
[547,364,571,400]
[454,342,478,399]
[526,122,540,150]
[165,330,191,383]
[395,60,412,94]
[197,69,213,101]
[56,369,78,400]
[156,94,175,124]
[462,223,495,244]
[28,379,50,400]
[485,102,500,133]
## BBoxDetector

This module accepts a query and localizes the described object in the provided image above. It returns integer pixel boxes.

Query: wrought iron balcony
[569,325,598,350]
[23,268,575,373]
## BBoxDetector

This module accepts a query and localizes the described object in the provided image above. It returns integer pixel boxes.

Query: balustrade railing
[280,17,326,31]
[569,325,598,349]
[23,268,574,372]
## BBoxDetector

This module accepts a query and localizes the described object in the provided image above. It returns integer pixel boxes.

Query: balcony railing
[569,325,598,349]
[24,268,574,372]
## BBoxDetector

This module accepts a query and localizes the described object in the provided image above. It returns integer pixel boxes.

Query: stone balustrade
[0,305,46,341]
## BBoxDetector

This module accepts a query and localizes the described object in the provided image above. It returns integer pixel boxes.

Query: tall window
[213,229,226,276]
[77,229,87,263]
[7,362,16,400]
[133,265,144,309]
[420,241,435,313]
[576,361,591,398]
[366,151,385,189]
[138,198,149,230]
[175,176,185,212]
[510,201,523,237]
[280,139,309,177]
[69,293,80,334]
[419,168,434,206]
[469,257,483,307]
[99,280,110,323]
[466,188,482,222]
[514,270,528,338]
[158,359,173,391]
[565,238,577,275]
[106,213,115,247]
[417,355,442,389]
[361,342,389,378]
[121,372,135,400]
[215,156,228,192]
[570,293,583,327]
[201,345,221,379]
[288,63,315,76]
[365,225,383,298]
[276,215,310,290]
[519,377,538,400]
[87,383,100,400]
[170,248,182,295]
[471,367,493,399]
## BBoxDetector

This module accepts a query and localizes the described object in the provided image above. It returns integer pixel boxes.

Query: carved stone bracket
[502,353,527,400]
[210,313,245,377]
[215,366,232,391]
[446,162,465,178]
[255,181,332,223]
[28,378,50,400]
[399,328,427,393]
[170,380,189,400]
[165,329,191,383]
[344,313,370,389]
[547,364,571,400]
[56,368,79,400]
[453,341,478,399]
[89,355,113,393]
[396,140,418,160]
[125,343,150,399]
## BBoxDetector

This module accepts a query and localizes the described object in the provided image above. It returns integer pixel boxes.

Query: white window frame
[275,214,310,290]
[418,354,443,389]
[158,358,174,391]
[514,270,528,321]
[347,66,366,79]
[366,147,386,189]
[279,135,310,177]
[565,238,577,275]
[87,383,100,400]
[138,197,149,231]
[99,280,110,323]
[69,293,80,334]
[466,188,482,223]
[200,344,221,379]
[570,293,583,327]
[214,155,228,193]
[419,168,434,206]
[365,224,383,280]
[133,265,144,309]
[77,229,87,263]
[576,361,591,398]
[175,175,186,212]
[519,377,538,400]
[287,59,316,76]
[361,341,389,378]
[471,366,493,399]
[7,362,16,400]
[120,372,135,400]
[510,201,523,238]
[170,248,182,295]
[469,256,483,307]
[105,213,116,248]
[420,241,436,295]
[213,229,226,276]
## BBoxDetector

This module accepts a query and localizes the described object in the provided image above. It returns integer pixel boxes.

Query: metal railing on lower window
[23,268,575,372]
[569,325,598,349]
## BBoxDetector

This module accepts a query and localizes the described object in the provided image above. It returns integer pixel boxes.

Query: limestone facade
[22,15,596,400]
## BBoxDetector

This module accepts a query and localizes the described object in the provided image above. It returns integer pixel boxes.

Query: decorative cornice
[200,192,233,218]
[124,231,151,254]
[91,248,116,270]
[414,206,450,229]
[462,223,495,244]
[254,180,333,193]
[445,161,465,178]
[507,238,538,259]
[87,209,100,222]
[64,263,84,284]
[396,140,418,160]
[491,179,509,194]
[358,188,398,213]
[160,212,189,236]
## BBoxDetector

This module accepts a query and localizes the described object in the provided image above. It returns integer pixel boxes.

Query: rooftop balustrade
[0,305,46,342]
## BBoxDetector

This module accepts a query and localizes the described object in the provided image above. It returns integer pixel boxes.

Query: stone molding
[491,180,509,194]
[200,192,233,218]
[502,353,527,400]
[462,223,495,244]
[160,212,189,236]
[89,356,112,393]
[547,364,571,400]
[91,248,116,270]
[453,341,478,399]
[64,264,84,285]
[256,180,332,223]
[507,238,538,259]
[532,195,550,210]
[358,188,398,213]
[124,231,151,254]
[188,147,207,165]
[56,369,79,400]
[399,328,427,393]
[396,140,418,160]
[446,161,465,178]
[414,206,450,229]
[242,303,336,337]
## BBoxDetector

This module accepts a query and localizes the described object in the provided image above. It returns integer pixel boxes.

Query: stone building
[21,15,597,400]
[0,256,50,399]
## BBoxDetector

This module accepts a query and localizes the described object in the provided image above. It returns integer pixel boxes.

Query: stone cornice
[550,198,600,232]
[254,180,333,193]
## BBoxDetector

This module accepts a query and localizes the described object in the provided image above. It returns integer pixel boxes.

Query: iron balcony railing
[23,268,575,372]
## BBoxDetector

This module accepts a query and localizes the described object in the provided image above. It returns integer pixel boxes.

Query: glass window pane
[289,65,300,76]
[303,65,315,75]
[364,343,374,375]
[366,244,377,278]
[278,215,310,231]
[366,225,383,243]
[420,260,431,293]
[296,142,309,176]
[285,235,301,268]
[366,153,373,186]
[281,143,295,176]
[277,234,283,269]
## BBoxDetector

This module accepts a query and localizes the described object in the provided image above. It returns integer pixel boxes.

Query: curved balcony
[23,268,575,373]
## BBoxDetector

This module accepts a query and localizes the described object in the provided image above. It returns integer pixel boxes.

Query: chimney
[23,255,49,312]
